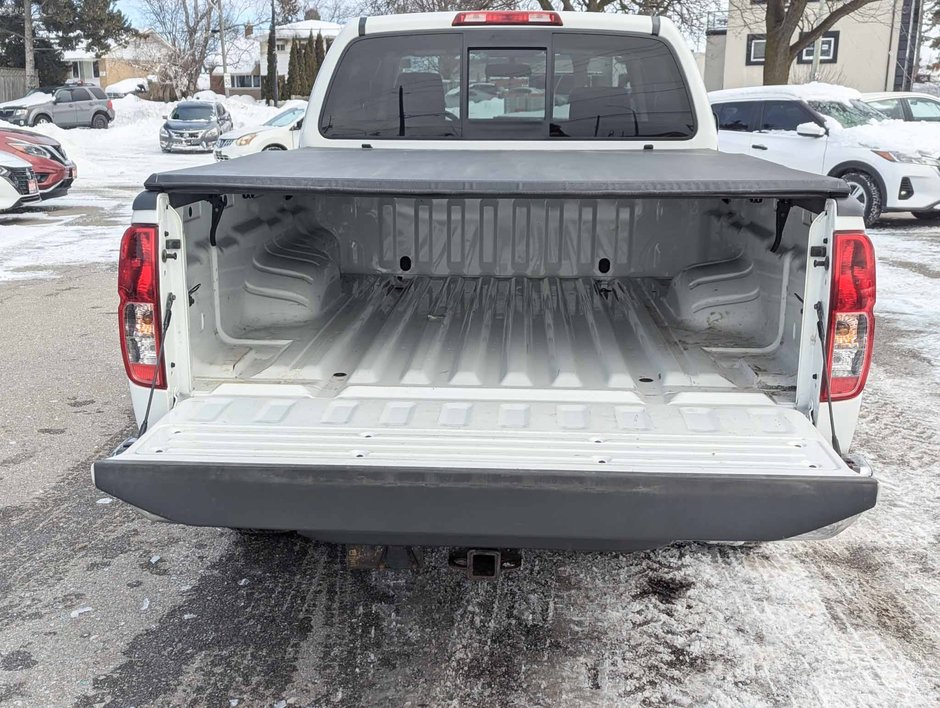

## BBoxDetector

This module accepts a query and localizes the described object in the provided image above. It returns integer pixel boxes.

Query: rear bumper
[93,456,877,551]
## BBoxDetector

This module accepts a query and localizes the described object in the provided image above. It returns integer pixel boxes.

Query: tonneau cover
[144,147,851,199]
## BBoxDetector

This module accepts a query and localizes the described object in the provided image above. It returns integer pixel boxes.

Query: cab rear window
[319,31,695,140]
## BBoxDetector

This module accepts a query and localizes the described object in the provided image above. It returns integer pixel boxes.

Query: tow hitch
[448,548,522,580]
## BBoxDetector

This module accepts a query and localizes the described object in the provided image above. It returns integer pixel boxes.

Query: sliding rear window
[319,31,695,140]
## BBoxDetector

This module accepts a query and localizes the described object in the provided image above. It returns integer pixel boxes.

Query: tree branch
[781,0,809,35]
[790,0,878,56]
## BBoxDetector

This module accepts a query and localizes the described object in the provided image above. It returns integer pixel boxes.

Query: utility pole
[270,0,279,107]
[217,0,229,96]
[23,0,37,90]
[809,5,822,82]
[810,35,822,81]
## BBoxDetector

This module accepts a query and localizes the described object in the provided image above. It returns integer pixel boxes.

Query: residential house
[704,0,923,92]
[210,34,263,99]
[61,29,172,92]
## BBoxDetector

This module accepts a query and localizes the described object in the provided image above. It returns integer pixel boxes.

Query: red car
[0,127,77,199]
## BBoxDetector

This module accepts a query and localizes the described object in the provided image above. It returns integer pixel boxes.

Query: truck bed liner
[219,275,781,390]
[143,148,851,199]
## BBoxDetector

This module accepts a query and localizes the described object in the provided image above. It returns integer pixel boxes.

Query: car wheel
[912,211,940,221]
[32,114,51,126]
[91,113,109,129]
[841,170,883,227]
[262,144,287,151]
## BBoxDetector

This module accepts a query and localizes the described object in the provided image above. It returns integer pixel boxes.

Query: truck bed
[221,274,787,393]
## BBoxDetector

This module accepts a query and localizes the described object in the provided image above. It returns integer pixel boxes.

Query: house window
[797,32,839,64]
[92,60,100,78]
[276,41,287,52]
[234,74,262,88]
[746,35,766,66]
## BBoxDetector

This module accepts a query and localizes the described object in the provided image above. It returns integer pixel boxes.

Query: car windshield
[265,108,304,127]
[171,105,214,121]
[809,99,885,128]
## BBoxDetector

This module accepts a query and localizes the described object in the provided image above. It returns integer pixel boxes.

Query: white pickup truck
[95,11,877,576]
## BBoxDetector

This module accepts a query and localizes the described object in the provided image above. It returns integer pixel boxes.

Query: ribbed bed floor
[224,275,743,392]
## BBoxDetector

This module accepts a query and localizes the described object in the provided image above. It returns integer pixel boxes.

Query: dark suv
[0,85,115,129]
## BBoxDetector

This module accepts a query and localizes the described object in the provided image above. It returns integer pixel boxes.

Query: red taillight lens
[823,231,875,401]
[107,99,113,111]
[118,224,165,389]
[453,11,563,26]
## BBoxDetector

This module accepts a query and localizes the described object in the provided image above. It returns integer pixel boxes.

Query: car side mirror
[796,122,827,138]
[291,119,304,131]
[162,114,167,120]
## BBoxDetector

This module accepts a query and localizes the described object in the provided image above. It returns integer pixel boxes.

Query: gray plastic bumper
[93,457,877,551]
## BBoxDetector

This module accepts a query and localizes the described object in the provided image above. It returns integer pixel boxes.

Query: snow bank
[912,82,940,97]
[24,94,305,187]
[193,90,223,102]
[105,77,148,95]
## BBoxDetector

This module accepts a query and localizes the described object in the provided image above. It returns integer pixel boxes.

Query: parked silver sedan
[159,101,235,153]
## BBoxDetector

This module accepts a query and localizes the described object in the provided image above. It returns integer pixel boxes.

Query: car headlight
[9,140,50,158]
[235,133,258,146]
[203,128,219,140]
[13,108,27,117]
[159,127,169,137]
[873,150,940,167]
[0,165,8,177]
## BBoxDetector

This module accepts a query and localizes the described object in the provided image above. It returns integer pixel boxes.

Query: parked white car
[0,150,40,211]
[861,91,940,122]
[709,84,940,224]
[214,105,306,160]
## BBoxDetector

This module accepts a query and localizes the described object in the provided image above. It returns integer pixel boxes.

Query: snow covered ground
[0,95,299,280]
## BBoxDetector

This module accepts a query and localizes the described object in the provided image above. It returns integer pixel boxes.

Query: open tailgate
[94,388,876,549]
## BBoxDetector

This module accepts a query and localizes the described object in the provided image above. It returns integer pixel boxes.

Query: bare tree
[363,0,515,12]
[138,0,215,96]
[138,0,263,97]
[533,0,721,41]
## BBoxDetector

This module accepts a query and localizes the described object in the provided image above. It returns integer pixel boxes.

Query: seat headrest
[394,72,446,118]
[566,87,637,137]
[568,87,634,120]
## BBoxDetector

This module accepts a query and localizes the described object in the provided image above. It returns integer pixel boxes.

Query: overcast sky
[115,0,147,28]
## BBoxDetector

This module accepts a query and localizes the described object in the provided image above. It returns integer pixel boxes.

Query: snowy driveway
[0,122,938,706]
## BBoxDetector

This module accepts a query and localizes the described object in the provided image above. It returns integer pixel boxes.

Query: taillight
[107,99,113,111]
[118,224,165,388]
[453,11,563,26]
[823,230,875,401]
